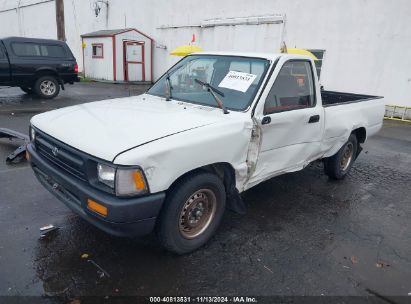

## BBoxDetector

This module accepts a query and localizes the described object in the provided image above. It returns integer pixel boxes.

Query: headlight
[97,163,115,188]
[116,168,148,196]
[97,163,148,196]
[30,127,36,141]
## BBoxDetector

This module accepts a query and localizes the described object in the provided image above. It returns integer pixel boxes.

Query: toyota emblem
[52,147,59,156]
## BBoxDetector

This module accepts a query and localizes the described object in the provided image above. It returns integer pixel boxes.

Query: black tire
[34,76,60,99]
[20,87,34,94]
[324,134,358,180]
[156,171,226,254]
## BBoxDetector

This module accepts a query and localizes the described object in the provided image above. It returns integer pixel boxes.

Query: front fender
[114,118,253,193]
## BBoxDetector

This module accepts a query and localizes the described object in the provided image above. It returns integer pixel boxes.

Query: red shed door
[123,41,145,81]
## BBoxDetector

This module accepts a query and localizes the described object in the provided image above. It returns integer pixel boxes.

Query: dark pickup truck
[0,37,79,99]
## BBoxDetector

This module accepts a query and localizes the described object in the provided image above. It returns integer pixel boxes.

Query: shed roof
[81,28,154,41]
[81,29,135,38]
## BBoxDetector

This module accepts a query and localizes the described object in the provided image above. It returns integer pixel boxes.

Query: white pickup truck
[28,52,384,253]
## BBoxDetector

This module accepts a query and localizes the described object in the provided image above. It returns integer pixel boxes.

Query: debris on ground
[263,265,273,273]
[254,257,273,274]
[350,256,359,264]
[0,128,30,163]
[376,261,390,268]
[81,253,89,259]
[40,224,54,231]
[39,224,59,239]
[87,259,111,278]
[44,287,69,297]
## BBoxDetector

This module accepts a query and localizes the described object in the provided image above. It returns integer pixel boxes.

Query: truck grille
[34,132,87,181]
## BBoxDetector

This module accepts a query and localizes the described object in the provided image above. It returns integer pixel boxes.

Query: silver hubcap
[340,142,354,171]
[40,80,56,96]
[179,189,217,239]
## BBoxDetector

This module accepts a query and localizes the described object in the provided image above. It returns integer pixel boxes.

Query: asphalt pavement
[0,83,410,303]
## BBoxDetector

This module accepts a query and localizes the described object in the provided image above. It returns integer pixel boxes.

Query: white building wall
[0,10,20,36]
[0,0,56,38]
[83,37,113,80]
[1,0,411,106]
[154,18,285,83]
[147,0,411,106]
[19,1,57,38]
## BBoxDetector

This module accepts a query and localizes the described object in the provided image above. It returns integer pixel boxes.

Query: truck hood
[31,94,227,161]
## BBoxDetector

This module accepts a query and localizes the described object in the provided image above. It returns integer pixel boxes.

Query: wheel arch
[34,68,59,78]
[33,68,60,83]
[352,127,367,143]
[351,127,366,158]
[165,162,245,214]
[167,162,235,193]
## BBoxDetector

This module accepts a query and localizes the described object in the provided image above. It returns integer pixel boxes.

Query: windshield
[147,55,270,111]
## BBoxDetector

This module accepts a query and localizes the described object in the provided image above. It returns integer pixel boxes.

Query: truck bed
[321,90,383,107]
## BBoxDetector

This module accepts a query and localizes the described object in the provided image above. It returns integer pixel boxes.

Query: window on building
[307,49,325,79]
[264,60,315,114]
[92,44,104,58]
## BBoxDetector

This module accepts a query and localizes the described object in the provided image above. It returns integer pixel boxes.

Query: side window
[11,42,41,57]
[40,45,67,58]
[264,61,315,115]
[0,46,4,59]
[92,44,104,58]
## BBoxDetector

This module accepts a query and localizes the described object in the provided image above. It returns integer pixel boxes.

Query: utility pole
[55,0,66,41]
[17,0,23,36]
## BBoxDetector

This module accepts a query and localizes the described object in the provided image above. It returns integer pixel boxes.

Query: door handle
[308,115,320,123]
[262,116,271,125]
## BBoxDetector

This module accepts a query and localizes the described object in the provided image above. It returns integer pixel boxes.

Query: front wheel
[324,134,358,180]
[34,76,60,99]
[156,172,226,254]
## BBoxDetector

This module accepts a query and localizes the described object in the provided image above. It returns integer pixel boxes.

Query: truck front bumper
[27,143,165,237]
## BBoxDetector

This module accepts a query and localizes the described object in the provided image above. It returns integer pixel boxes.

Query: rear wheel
[324,134,358,180]
[156,172,226,254]
[20,87,33,94]
[34,76,60,99]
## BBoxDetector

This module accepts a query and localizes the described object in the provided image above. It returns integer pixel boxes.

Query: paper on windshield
[218,71,257,93]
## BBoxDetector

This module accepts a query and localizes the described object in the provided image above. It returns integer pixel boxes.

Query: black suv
[0,37,79,99]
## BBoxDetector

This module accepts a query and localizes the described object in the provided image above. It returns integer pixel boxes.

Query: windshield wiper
[194,79,229,114]
[165,72,172,101]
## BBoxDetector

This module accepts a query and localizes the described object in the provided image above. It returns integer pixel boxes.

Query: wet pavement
[0,83,410,302]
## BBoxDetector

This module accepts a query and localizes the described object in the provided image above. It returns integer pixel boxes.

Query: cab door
[0,43,10,84]
[250,59,324,182]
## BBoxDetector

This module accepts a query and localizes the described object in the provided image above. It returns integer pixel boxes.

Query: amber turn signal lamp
[132,170,146,191]
[87,199,108,217]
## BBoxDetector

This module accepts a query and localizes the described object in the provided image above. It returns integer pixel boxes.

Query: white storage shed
[81,28,154,82]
